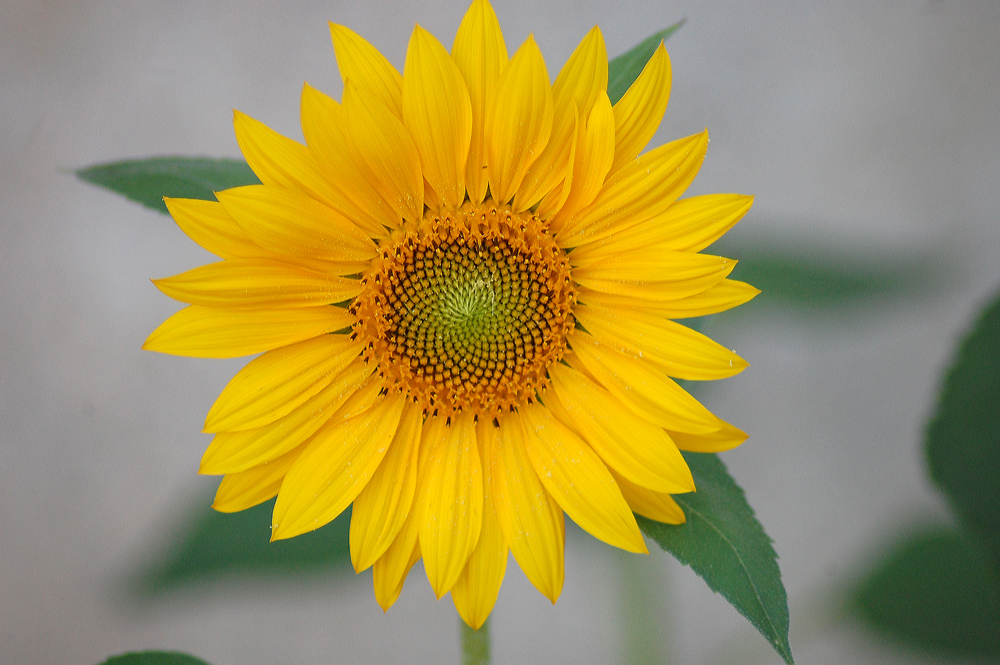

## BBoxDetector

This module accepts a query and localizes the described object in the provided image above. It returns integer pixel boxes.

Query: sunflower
[144,0,757,628]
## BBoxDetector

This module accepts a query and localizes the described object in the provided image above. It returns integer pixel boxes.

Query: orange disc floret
[352,200,575,417]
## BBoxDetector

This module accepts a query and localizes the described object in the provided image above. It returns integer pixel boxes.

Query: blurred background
[3,1,1000,663]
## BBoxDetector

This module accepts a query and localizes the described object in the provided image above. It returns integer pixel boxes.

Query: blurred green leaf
[98,652,212,665]
[725,245,924,308]
[638,452,793,664]
[927,286,1000,569]
[76,157,258,214]
[136,498,352,594]
[852,527,1000,657]
[607,21,685,105]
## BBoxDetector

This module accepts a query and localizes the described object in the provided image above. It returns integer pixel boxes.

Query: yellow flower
[144,0,757,629]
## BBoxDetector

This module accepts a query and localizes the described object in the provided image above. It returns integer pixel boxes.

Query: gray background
[2,1,999,663]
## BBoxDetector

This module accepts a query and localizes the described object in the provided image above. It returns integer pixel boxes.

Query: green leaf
[638,452,793,664]
[607,21,685,105]
[134,497,352,595]
[76,157,258,214]
[723,244,927,308]
[98,652,212,665]
[926,285,1000,569]
[852,526,1000,657]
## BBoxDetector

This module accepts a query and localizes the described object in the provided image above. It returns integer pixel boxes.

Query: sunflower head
[144,0,757,630]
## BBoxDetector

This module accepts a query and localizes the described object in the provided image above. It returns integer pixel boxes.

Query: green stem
[621,551,671,665]
[460,618,491,665]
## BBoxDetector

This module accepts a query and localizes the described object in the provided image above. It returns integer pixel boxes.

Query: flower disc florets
[352,201,575,417]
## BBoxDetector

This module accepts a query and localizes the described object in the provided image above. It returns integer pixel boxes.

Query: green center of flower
[353,201,576,417]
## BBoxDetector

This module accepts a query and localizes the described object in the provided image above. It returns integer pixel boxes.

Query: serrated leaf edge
[671,496,794,664]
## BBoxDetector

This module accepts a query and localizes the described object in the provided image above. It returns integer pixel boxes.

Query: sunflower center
[352,201,575,417]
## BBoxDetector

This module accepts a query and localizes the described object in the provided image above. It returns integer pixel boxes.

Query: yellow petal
[486,35,553,204]
[373,507,422,611]
[200,358,374,474]
[556,130,708,248]
[143,305,354,359]
[451,507,507,629]
[327,370,386,423]
[271,392,406,540]
[342,81,424,223]
[575,303,747,381]
[515,23,609,214]
[418,412,483,598]
[423,177,444,210]
[610,43,671,175]
[534,156,575,221]
[581,279,760,319]
[451,418,510,629]
[568,331,720,434]
[297,255,379,278]
[211,441,307,513]
[552,25,608,118]
[610,468,686,525]
[573,251,736,302]
[551,92,622,226]
[216,185,377,261]
[569,194,754,261]
[300,83,397,236]
[657,194,754,252]
[329,23,403,118]
[669,418,748,453]
[350,402,423,572]
[547,364,694,493]
[164,198,268,260]
[451,0,508,204]
[403,25,472,209]
[203,334,362,432]
[519,402,647,553]
[513,96,578,215]
[488,413,564,602]
[534,377,585,437]
[153,259,363,310]
[233,110,359,220]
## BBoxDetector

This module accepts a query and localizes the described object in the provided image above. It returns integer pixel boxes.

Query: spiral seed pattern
[353,201,575,417]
